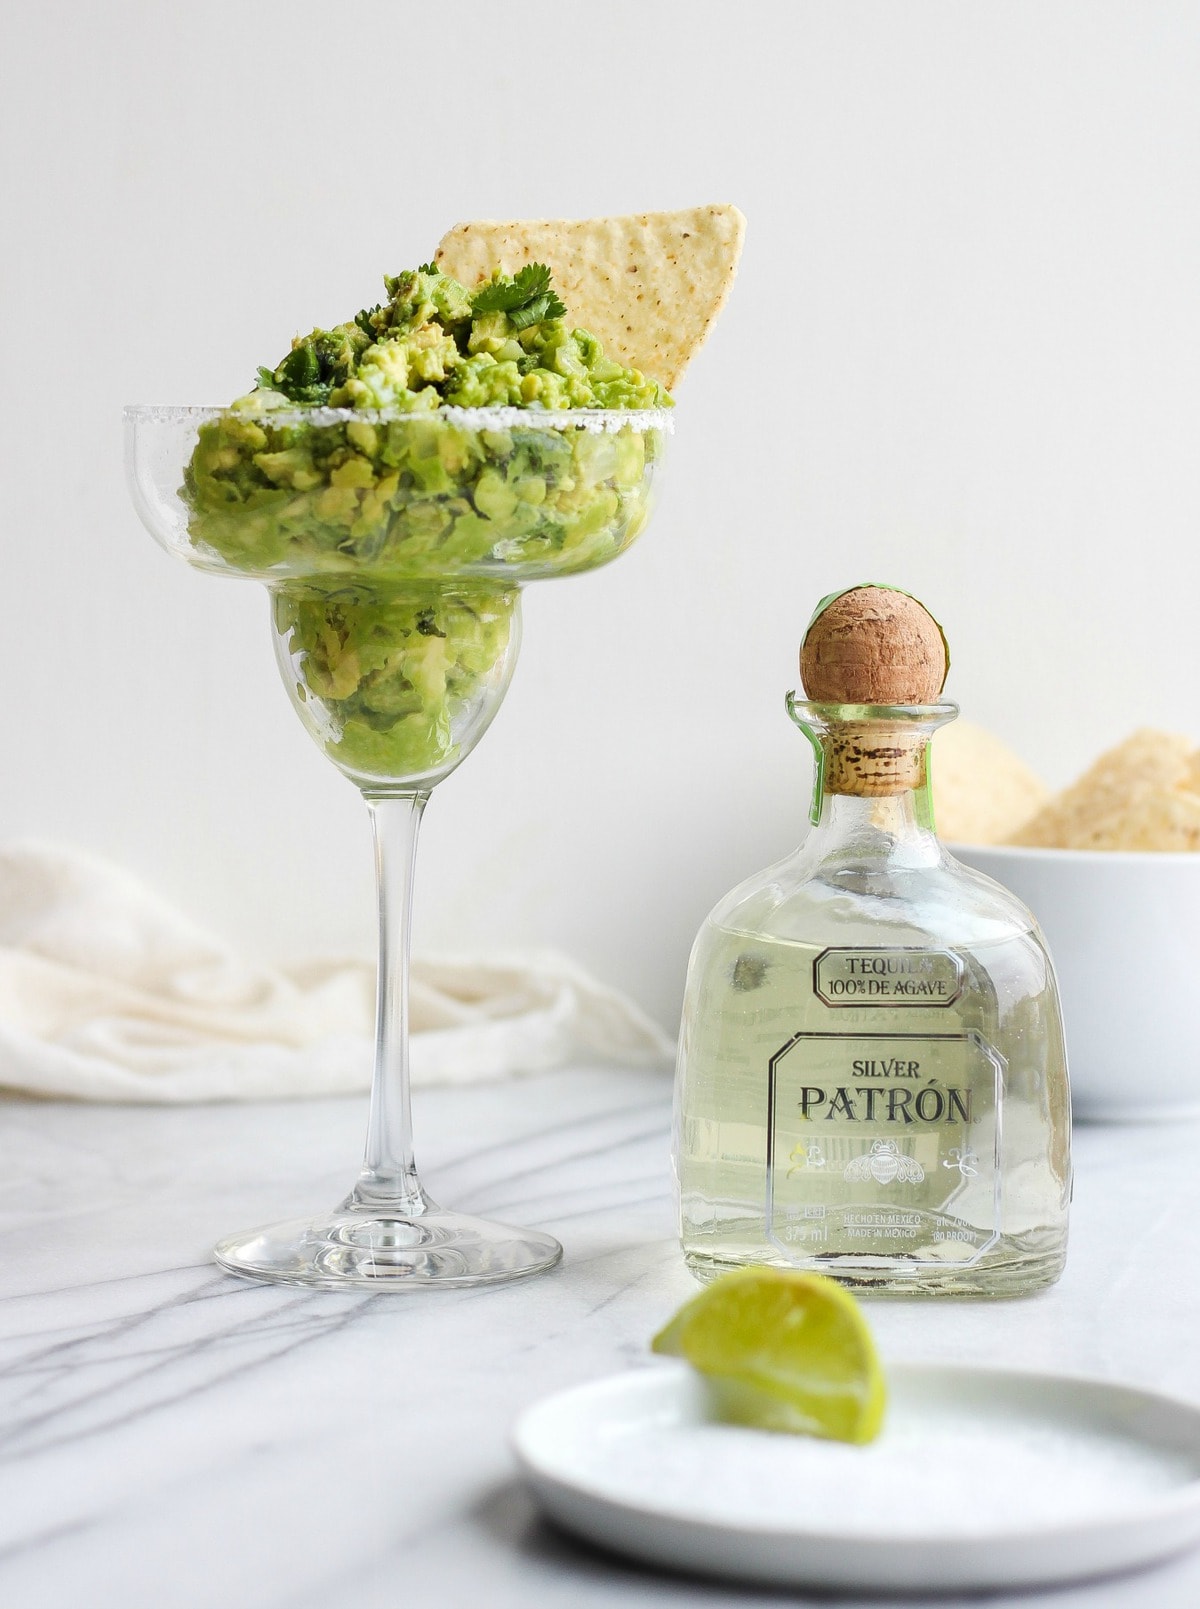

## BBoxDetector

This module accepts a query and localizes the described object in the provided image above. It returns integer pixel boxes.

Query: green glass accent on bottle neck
[785,692,956,833]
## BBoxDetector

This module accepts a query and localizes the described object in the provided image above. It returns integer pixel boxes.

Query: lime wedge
[651,1267,886,1444]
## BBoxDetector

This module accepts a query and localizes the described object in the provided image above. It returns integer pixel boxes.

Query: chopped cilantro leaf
[472,263,567,327]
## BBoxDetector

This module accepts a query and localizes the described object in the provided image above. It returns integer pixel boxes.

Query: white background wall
[1,1,1197,1030]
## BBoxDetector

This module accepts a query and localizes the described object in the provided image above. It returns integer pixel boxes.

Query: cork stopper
[800,585,948,797]
[801,586,947,705]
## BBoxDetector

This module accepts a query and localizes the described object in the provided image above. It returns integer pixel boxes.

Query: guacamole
[255,262,668,413]
[275,583,517,781]
[184,264,669,584]
[182,264,669,786]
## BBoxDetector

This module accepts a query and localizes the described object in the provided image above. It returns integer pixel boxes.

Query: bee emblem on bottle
[843,1139,925,1186]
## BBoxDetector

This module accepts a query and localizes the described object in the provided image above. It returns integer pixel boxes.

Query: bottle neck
[805,784,941,870]
[786,694,957,872]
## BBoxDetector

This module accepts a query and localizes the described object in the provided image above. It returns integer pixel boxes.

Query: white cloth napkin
[0,842,674,1102]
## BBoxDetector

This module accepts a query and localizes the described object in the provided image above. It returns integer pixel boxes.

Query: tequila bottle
[674,587,1071,1296]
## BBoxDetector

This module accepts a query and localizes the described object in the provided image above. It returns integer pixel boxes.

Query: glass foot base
[214,1206,562,1290]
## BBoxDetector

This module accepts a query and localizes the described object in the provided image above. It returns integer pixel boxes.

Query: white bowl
[954,844,1200,1122]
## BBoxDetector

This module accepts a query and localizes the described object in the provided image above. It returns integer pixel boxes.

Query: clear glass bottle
[674,695,1071,1296]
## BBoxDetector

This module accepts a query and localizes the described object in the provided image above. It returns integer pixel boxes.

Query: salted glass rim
[123,402,675,433]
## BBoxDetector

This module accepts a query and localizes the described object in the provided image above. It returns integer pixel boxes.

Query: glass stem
[352,791,431,1214]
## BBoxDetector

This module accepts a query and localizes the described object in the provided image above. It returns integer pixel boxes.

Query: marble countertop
[3,1067,1200,1609]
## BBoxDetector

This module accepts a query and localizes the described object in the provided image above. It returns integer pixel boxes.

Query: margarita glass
[125,402,671,1288]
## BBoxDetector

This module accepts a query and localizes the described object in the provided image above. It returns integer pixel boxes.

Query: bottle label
[766,1027,1004,1264]
[813,947,963,1008]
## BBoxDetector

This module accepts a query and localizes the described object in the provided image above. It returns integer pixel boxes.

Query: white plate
[513,1362,1200,1592]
